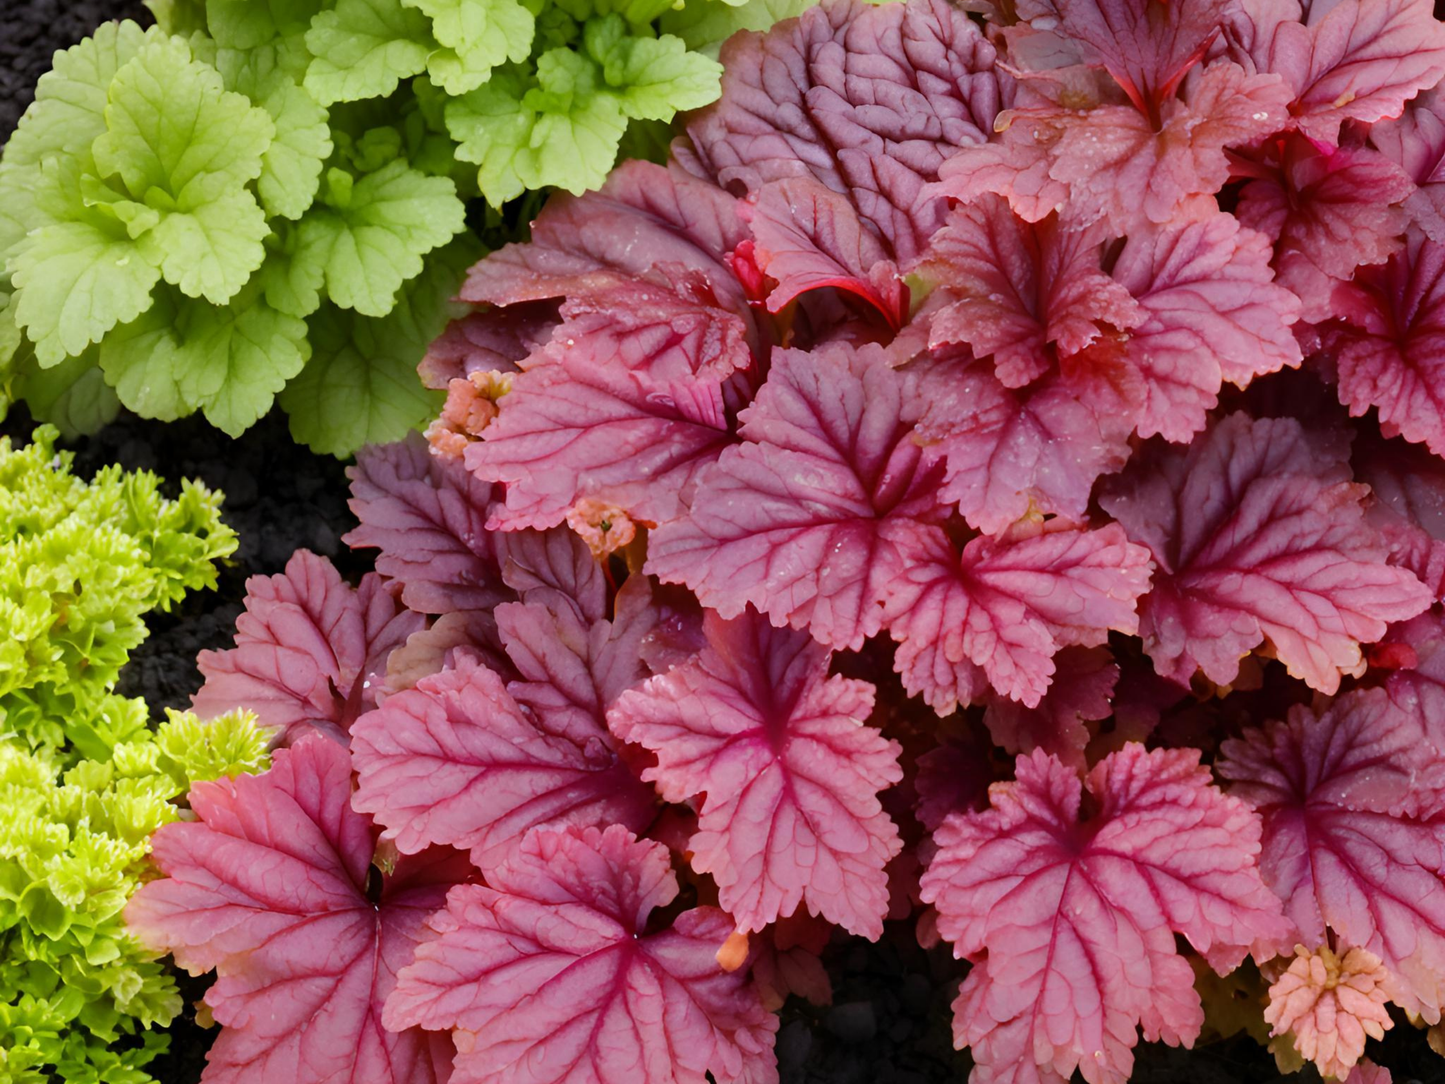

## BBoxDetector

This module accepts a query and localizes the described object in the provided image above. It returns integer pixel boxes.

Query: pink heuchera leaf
[1236,138,1412,323]
[385,824,779,1084]
[919,744,1290,1084]
[1226,0,1445,144]
[192,551,425,744]
[1381,611,1445,753]
[914,196,1144,388]
[685,0,1006,265]
[467,347,738,531]
[1218,687,1445,1019]
[1319,228,1445,458]
[607,609,903,937]
[647,343,947,652]
[1265,944,1399,1081]
[1352,431,1445,599]
[747,177,906,329]
[1344,1064,1393,1084]
[345,432,509,615]
[903,342,1139,533]
[1047,61,1291,233]
[881,518,1151,713]
[417,302,554,390]
[1099,412,1431,692]
[1110,212,1302,441]
[351,651,656,870]
[125,737,468,1084]
[1373,87,1445,242]
[982,645,1118,769]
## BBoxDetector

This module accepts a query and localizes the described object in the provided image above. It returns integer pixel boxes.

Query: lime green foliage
[0,708,271,1084]
[0,0,753,454]
[0,426,237,757]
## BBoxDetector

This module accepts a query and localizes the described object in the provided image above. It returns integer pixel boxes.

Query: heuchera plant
[0,0,777,454]
[128,0,1445,1081]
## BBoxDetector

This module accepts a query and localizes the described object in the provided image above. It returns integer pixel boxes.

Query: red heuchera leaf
[1236,138,1411,323]
[684,0,1006,265]
[919,745,1290,1084]
[1319,228,1445,458]
[125,737,469,1084]
[748,914,834,1011]
[1353,430,1445,598]
[647,343,947,652]
[747,177,907,329]
[1110,212,1302,441]
[904,343,1139,533]
[1217,688,1445,1019]
[346,432,509,615]
[1373,87,1445,241]
[1226,0,1445,144]
[607,610,903,937]
[982,645,1118,769]
[914,197,1144,388]
[913,724,994,834]
[1380,610,1445,754]
[418,303,554,390]
[467,348,739,531]
[882,518,1151,713]
[351,650,656,870]
[1099,412,1431,692]
[192,551,425,745]
[385,825,779,1084]
[1047,61,1290,233]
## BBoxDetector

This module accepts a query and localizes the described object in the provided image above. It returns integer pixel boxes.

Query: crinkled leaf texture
[920,745,1290,1084]
[609,609,902,937]
[192,549,424,744]
[125,736,469,1084]
[385,824,779,1084]
[1219,688,1445,1021]
[350,581,659,868]
[1100,412,1431,692]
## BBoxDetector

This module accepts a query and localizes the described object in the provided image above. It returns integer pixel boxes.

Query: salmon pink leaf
[192,550,425,744]
[1227,0,1445,144]
[747,177,906,328]
[881,519,1151,712]
[351,654,655,870]
[920,745,1290,1084]
[467,349,738,531]
[1321,228,1445,458]
[1218,689,1445,1019]
[1265,944,1399,1081]
[125,737,469,1084]
[345,432,508,615]
[1111,213,1302,442]
[684,0,1006,265]
[1237,140,1412,323]
[607,610,903,937]
[1099,412,1431,692]
[915,197,1144,388]
[385,824,779,1084]
[983,645,1118,769]
[647,343,947,652]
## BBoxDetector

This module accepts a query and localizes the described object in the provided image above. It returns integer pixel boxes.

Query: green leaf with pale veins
[139,189,271,305]
[303,0,433,105]
[406,0,535,94]
[294,159,464,317]
[99,287,309,433]
[93,36,274,208]
[659,0,817,58]
[10,221,161,366]
[11,348,121,438]
[598,31,722,120]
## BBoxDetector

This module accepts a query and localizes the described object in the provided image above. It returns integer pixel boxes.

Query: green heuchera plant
[0,425,237,756]
[0,0,770,454]
[0,707,271,1084]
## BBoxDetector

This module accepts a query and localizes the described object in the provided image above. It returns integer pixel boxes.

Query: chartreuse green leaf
[295,158,465,316]
[410,0,536,93]
[303,0,433,105]
[100,284,309,435]
[659,0,817,58]
[595,23,722,119]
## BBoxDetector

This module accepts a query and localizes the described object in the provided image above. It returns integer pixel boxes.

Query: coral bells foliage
[127,0,1445,1081]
